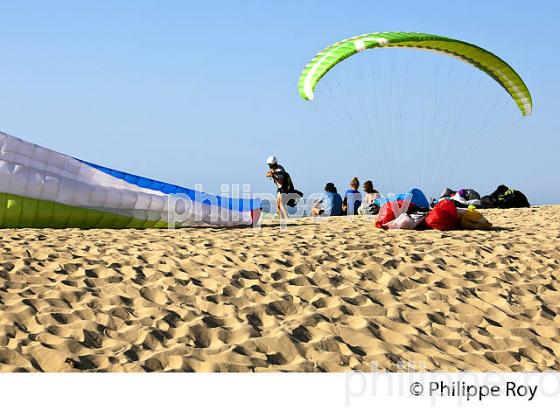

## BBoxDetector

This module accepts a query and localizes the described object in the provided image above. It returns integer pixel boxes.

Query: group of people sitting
[310,177,380,217]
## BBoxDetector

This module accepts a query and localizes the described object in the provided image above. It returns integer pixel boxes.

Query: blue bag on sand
[374,188,429,209]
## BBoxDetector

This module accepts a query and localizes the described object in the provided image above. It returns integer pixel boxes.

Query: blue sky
[0,1,558,204]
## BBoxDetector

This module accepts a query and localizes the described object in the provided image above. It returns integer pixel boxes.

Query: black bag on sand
[498,189,530,208]
[482,185,530,209]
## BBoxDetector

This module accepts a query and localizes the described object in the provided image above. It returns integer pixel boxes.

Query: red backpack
[425,200,460,230]
[375,200,416,228]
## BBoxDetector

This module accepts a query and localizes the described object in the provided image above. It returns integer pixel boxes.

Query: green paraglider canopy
[298,32,532,115]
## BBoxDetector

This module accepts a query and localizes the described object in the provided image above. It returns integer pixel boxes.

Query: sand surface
[1,206,559,372]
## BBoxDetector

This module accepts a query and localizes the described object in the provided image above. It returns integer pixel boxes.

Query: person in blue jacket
[312,182,343,216]
[342,177,362,215]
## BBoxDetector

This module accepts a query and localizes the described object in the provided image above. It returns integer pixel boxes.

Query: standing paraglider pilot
[266,156,302,219]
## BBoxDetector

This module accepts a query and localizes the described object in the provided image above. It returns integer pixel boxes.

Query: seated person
[358,180,380,215]
[312,183,343,216]
[342,177,362,215]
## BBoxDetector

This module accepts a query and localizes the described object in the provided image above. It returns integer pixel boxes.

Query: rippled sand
[1,206,559,372]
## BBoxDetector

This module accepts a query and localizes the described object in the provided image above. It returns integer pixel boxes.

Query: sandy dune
[1,206,559,372]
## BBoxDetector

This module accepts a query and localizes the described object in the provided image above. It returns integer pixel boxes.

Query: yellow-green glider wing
[298,32,532,115]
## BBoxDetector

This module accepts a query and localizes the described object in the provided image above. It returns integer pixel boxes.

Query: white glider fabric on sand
[0,131,260,228]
